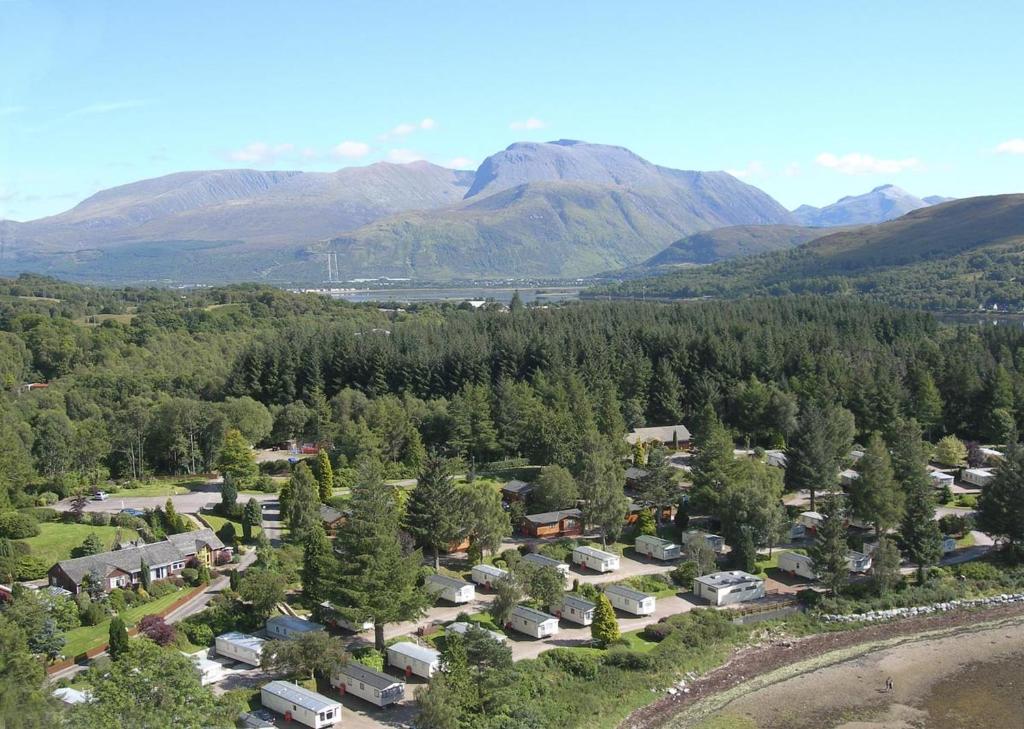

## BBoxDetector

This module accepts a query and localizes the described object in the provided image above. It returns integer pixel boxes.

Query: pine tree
[848,432,904,535]
[164,498,183,534]
[315,449,334,503]
[871,536,903,595]
[689,405,737,514]
[405,454,467,569]
[108,616,130,660]
[242,497,261,542]
[976,442,1024,552]
[591,593,619,646]
[786,404,854,511]
[217,428,258,488]
[892,420,943,583]
[808,493,849,595]
[730,527,757,572]
[80,532,103,556]
[301,523,332,606]
[576,435,627,546]
[286,461,320,542]
[437,633,473,712]
[649,359,684,424]
[220,473,238,513]
[139,560,151,592]
[638,445,678,525]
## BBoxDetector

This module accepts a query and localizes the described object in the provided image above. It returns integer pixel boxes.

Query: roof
[965,467,994,476]
[320,504,345,523]
[53,539,186,585]
[695,570,763,589]
[562,594,596,611]
[337,662,403,690]
[166,528,226,554]
[261,681,339,712]
[511,604,557,623]
[446,621,508,642]
[839,469,860,480]
[217,631,266,652]
[635,535,675,548]
[573,545,617,560]
[624,467,649,480]
[523,508,582,525]
[471,563,508,577]
[604,584,653,602]
[53,687,91,705]
[625,424,691,445]
[266,615,324,634]
[521,553,566,569]
[800,511,824,520]
[502,479,535,494]
[426,574,472,590]
[388,641,440,664]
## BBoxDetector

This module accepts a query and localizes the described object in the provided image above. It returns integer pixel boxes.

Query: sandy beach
[666,615,1024,729]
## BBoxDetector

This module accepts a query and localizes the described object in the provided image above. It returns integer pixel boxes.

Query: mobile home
[846,550,872,573]
[603,584,656,616]
[941,536,957,554]
[963,468,995,487]
[522,508,583,538]
[445,621,508,644]
[556,594,596,625]
[634,535,681,561]
[508,604,560,639]
[682,530,726,554]
[693,571,765,607]
[260,681,341,729]
[187,651,227,686]
[470,563,509,588]
[777,551,817,579]
[265,615,325,641]
[929,471,955,488]
[521,552,570,575]
[331,663,405,708]
[839,469,860,487]
[798,511,825,531]
[387,641,441,679]
[215,631,265,666]
[424,574,475,604]
[571,545,620,573]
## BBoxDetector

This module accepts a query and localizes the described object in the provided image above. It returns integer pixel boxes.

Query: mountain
[0,141,797,283]
[792,185,949,226]
[589,195,1024,310]
[638,224,849,268]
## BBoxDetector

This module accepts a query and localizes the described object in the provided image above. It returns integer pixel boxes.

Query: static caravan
[789,522,807,540]
[846,550,872,573]
[508,604,560,639]
[572,545,620,573]
[778,551,817,579]
[941,536,957,554]
[216,631,266,667]
[470,563,509,588]
[424,574,476,604]
[930,471,956,488]
[798,511,824,531]
[387,641,441,679]
[963,468,995,487]
[265,615,325,641]
[260,681,341,729]
[693,571,765,607]
[978,447,1004,464]
[839,469,860,487]
[331,662,405,708]
[634,535,681,561]
[445,621,508,644]
[556,594,596,625]
[604,584,656,616]
[186,651,227,686]
[682,530,726,554]
[521,552,570,576]
[764,450,788,468]
[318,601,373,632]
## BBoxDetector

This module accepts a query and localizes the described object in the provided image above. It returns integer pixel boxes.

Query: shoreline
[619,601,1024,729]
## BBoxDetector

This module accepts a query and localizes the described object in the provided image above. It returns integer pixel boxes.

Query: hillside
[792,184,946,226]
[589,195,1024,310]
[639,224,842,267]
[0,140,797,283]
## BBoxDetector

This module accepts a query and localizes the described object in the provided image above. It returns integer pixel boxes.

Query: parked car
[119,507,144,517]
[92,491,109,501]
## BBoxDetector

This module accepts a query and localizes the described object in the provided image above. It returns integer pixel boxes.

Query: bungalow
[47,528,229,595]
[681,530,726,554]
[331,663,405,708]
[319,505,347,534]
[215,631,265,667]
[508,604,560,639]
[501,480,535,503]
[470,563,509,588]
[260,681,340,729]
[604,584,656,616]
[693,571,765,606]
[624,466,650,489]
[634,535,681,561]
[556,594,596,625]
[625,424,692,450]
[265,615,325,641]
[963,468,995,487]
[839,469,860,487]
[571,545,620,573]
[445,621,508,644]
[521,508,583,538]
[387,641,441,679]
[520,552,570,575]
[424,574,475,604]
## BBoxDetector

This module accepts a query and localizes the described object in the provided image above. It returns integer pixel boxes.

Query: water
[919,652,1024,728]
[323,286,583,304]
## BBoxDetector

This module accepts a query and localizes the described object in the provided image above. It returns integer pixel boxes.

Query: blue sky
[1,1,1023,220]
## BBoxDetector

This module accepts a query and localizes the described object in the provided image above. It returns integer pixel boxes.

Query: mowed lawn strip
[201,512,260,541]
[62,588,188,657]
[17,523,139,566]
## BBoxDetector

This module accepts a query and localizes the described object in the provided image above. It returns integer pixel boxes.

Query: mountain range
[792,184,953,227]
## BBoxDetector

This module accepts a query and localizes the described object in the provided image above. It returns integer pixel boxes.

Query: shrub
[957,494,977,508]
[79,600,108,626]
[670,561,698,587]
[107,589,128,613]
[30,506,60,522]
[35,492,59,506]
[16,555,49,580]
[138,615,176,646]
[603,648,655,671]
[254,475,278,493]
[147,580,178,599]
[182,622,215,647]
[541,648,601,679]
[957,561,1002,581]
[351,647,385,672]
[0,511,40,539]
[624,573,673,594]
[216,522,237,546]
[180,568,200,586]
[641,621,674,642]
[88,511,112,527]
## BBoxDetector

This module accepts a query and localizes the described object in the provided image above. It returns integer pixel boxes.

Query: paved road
[52,480,278,516]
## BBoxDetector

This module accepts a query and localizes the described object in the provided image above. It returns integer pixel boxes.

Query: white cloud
[68,99,151,117]
[386,148,426,164]
[995,138,1024,155]
[383,118,437,139]
[225,142,295,164]
[448,156,476,169]
[815,152,922,175]
[419,117,437,130]
[726,161,765,179]
[783,162,801,177]
[510,117,546,130]
[332,140,371,159]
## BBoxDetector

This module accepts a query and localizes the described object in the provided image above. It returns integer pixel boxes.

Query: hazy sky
[2,1,1023,220]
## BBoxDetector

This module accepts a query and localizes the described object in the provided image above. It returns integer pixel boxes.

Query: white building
[764,450,788,468]
[839,469,860,487]
[387,641,441,679]
[185,650,227,686]
[331,663,405,708]
[265,615,325,641]
[215,631,265,667]
[778,551,817,579]
[521,552,571,575]
[929,471,956,488]
[508,604,560,638]
[846,550,872,573]
[634,535,681,561]
[604,584,656,616]
[693,571,765,607]
[571,545,620,573]
[963,468,995,487]
[798,511,824,531]
[978,447,1004,464]
[53,687,92,706]
[470,563,509,588]
[682,530,726,554]
[424,574,476,604]
[260,681,341,729]
[445,621,508,644]
[556,594,595,625]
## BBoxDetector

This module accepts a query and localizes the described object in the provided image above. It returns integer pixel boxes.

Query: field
[18,522,139,565]
[62,588,187,657]
[108,478,199,498]
[200,512,260,541]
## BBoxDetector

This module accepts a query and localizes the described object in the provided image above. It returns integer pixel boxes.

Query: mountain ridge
[792,184,949,226]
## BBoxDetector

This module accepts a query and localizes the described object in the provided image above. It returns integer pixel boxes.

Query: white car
[91,491,109,501]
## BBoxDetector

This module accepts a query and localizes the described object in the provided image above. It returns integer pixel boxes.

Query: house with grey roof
[331,662,405,707]
[260,681,340,728]
[47,528,229,595]
[625,424,691,449]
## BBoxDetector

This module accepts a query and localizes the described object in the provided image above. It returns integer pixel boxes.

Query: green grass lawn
[956,532,976,548]
[110,478,198,498]
[62,588,187,657]
[620,573,677,597]
[753,548,805,578]
[200,512,260,542]
[617,629,659,653]
[18,522,139,565]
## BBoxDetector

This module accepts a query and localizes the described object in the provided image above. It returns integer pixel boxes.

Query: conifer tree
[80,532,103,557]
[242,497,261,542]
[576,435,627,546]
[808,493,849,595]
[301,523,332,606]
[591,592,619,646]
[405,454,467,569]
[315,449,334,502]
[285,461,320,542]
[848,432,904,536]
[891,419,943,583]
[107,616,129,660]
[139,559,151,591]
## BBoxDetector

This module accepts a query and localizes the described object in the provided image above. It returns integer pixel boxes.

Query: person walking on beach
[885,677,893,692]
